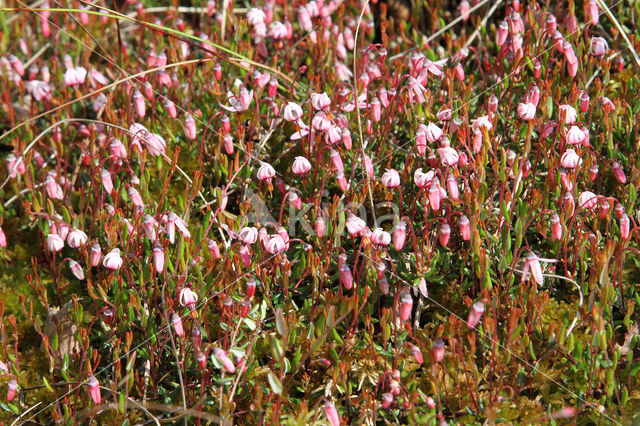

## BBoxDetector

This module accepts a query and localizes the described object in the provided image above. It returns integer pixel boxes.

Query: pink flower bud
[362,153,374,179]
[587,0,599,24]
[580,92,590,113]
[446,174,459,200]
[239,245,252,267]
[376,261,386,279]
[410,344,423,364]
[195,348,207,369]
[6,379,17,402]
[393,220,406,251]
[329,149,344,174]
[292,156,312,175]
[550,213,562,240]
[382,392,394,408]
[496,20,509,46]
[207,239,221,259]
[246,277,257,297]
[152,243,164,273]
[563,192,575,215]
[239,299,251,317]
[315,217,325,237]
[467,302,485,328]
[69,260,85,280]
[459,215,471,241]
[620,214,630,239]
[399,291,413,322]
[87,375,100,404]
[612,162,626,184]
[185,114,197,140]
[336,171,348,191]
[90,242,101,267]
[378,278,390,295]
[172,313,184,337]
[432,338,445,362]
[439,223,451,246]
[339,264,353,290]
[192,324,202,346]
[325,401,340,426]
[213,348,235,373]
[133,90,145,118]
[214,62,222,80]
[598,199,610,219]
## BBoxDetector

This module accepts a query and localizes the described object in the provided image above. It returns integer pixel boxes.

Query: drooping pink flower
[265,235,286,254]
[25,80,52,101]
[521,252,556,285]
[239,227,258,245]
[179,287,198,309]
[446,173,459,200]
[45,174,64,200]
[381,169,400,188]
[257,162,276,182]
[67,229,88,248]
[439,223,451,246]
[311,92,331,110]
[127,186,144,208]
[437,147,459,167]
[47,233,65,252]
[291,156,312,175]
[64,66,87,87]
[559,104,577,124]
[6,379,17,402]
[496,20,509,46]
[0,227,6,248]
[590,36,609,57]
[414,168,434,188]
[335,171,348,191]
[87,375,100,404]
[560,149,582,169]
[69,260,85,280]
[103,248,123,270]
[425,123,443,142]
[172,313,184,337]
[329,149,344,174]
[578,191,598,210]
[346,213,366,236]
[163,212,191,243]
[467,301,485,328]
[371,228,391,246]
[132,90,145,117]
[283,102,303,122]
[565,126,586,145]
[517,102,536,120]
[207,239,221,259]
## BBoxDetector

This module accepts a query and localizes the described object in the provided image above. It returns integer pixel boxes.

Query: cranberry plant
[1,0,640,423]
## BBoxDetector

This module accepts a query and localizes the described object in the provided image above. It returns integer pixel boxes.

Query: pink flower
[0,227,5,248]
[69,260,84,280]
[311,92,331,110]
[268,21,288,39]
[407,77,427,104]
[517,102,536,120]
[312,112,331,131]
[179,287,198,308]
[292,156,311,175]
[329,149,344,173]
[587,0,599,24]
[67,229,88,248]
[103,248,123,270]
[471,115,493,131]
[565,126,586,145]
[560,149,582,169]
[25,80,52,101]
[163,212,191,243]
[221,88,254,112]
[127,186,144,208]
[559,104,577,124]
[578,191,598,210]
[64,66,87,87]
[446,174,459,200]
[213,348,236,373]
[346,212,366,236]
[381,169,400,188]
[393,220,406,251]
[425,123,443,142]
[87,375,101,404]
[399,291,413,322]
[362,153,374,179]
[325,401,340,426]
[432,338,445,362]
[467,301,485,328]
[521,252,556,285]
[334,62,353,81]
[239,227,258,245]
[283,102,303,122]
[47,233,64,252]
[371,228,391,246]
[207,239,221,259]
[265,235,286,254]
[590,36,608,57]
[437,147,459,167]
[414,168,434,188]
[257,162,276,182]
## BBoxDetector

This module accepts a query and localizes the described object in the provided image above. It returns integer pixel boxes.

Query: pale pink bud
[446,174,459,200]
[195,348,207,369]
[239,245,252,267]
[439,223,451,246]
[152,243,164,272]
[362,153,374,179]
[67,229,88,248]
[69,260,84,280]
[393,220,406,251]
[459,215,471,241]
[172,313,184,337]
[378,278,390,295]
[559,104,577,124]
[214,348,235,373]
[133,90,145,118]
[460,0,470,20]
[339,264,353,290]
[315,217,325,237]
[566,126,586,145]
[432,338,445,362]
[208,239,221,259]
[246,277,257,297]
[399,291,413,322]
[87,376,100,404]
[336,171,348,191]
[590,36,608,57]
[45,175,64,200]
[612,162,626,184]
[325,401,340,426]
[382,392,394,408]
[185,114,196,140]
[587,0,599,25]
[550,213,562,240]
[496,20,509,46]
[467,302,485,328]
[578,191,598,210]
[90,242,101,266]
[598,199,610,219]
[330,149,344,174]
[410,344,423,364]
[620,214,630,239]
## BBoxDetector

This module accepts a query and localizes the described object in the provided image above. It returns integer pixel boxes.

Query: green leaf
[267,371,282,395]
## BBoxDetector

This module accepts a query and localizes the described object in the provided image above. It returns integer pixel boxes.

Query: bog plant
[0,0,640,423]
